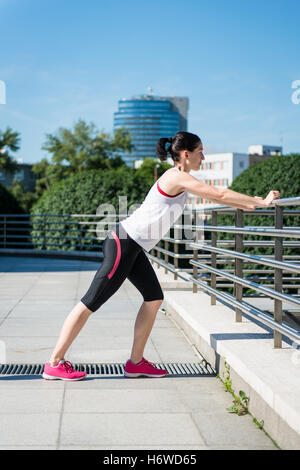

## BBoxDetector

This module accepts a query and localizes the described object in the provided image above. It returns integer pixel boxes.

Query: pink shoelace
[140,358,157,368]
[61,360,75,373]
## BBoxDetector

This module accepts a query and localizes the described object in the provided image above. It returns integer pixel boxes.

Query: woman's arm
[177,173,280,210]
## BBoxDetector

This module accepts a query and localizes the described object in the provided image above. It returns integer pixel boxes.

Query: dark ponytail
[156,132,201,162]
[156,137,173,162]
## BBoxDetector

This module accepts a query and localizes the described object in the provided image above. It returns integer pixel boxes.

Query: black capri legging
[80,222,164,312]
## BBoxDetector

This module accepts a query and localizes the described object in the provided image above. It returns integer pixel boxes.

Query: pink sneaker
[124,357,168,378]
[42,359,86,381]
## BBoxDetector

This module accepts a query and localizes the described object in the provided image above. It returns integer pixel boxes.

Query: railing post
[234,209,243,322]
[42,216,46,250]
[174,228,179,281]
[192,209,200,293]
[211,211,217,305]
[157,243,161,268]
[25,214,29,249]
[164,238,169,274]
[3,216,6,248]
[274,205,283,348]
[80,221,83,251]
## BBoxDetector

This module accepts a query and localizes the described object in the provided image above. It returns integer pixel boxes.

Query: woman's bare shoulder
[157,168,185,195]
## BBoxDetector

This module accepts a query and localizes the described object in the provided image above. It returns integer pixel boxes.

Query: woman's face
[187,142,205,171]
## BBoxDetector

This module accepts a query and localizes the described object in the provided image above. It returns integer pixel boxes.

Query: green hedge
[30,167,149,251]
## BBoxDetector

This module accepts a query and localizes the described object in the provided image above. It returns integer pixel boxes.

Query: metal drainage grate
[0,362,216,377]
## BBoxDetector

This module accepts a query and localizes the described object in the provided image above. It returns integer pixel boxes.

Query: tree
[9,179,38,213]
[0,127,38,213]
[0,127,20,174]
[31,158,54,197]
[134,158,172,186]
[38,120,133,187]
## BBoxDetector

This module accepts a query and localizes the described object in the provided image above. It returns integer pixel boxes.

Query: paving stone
[192,412,276,447]
[0,414,60,446]
[0,446,57,450]
[64,389,187,413]
[64,377,178,390]
[59,445,209,450]
[0,335,63,362]
[0,376,65,389]
[0,389,64,413]
[60,413,206,447]
[0,318,65,337]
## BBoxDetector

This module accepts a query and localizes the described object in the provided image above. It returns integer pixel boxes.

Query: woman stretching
[42,132,280,381]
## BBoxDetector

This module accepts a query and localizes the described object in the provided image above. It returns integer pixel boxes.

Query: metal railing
[149,197,300,349]
[1,197,300,348]
[0,213,116,251]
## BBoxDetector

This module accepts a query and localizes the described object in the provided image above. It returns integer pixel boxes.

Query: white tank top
[120,167,188,251]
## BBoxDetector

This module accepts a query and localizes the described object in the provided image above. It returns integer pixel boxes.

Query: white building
[187,152,249,207]
[248,145,282,156]
[193,152,249,187]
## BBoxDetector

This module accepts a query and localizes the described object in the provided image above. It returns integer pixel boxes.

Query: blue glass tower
[113,94,188,167]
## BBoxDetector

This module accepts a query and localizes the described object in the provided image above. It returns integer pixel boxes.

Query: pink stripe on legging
[107,230,121,279]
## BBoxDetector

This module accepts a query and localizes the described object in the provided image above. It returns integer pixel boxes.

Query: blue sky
[0,0,299,163]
